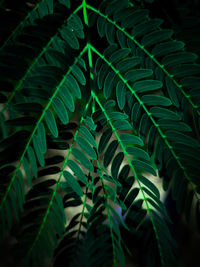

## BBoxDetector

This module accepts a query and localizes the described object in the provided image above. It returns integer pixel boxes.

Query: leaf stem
[77,185,88,240]
[25,94,93,261]
[86,4,200,116]
[96,160,117,267]
[89,44,200,204]
[82,0,95,113]
[86,43,95,113]
[93,91,165,267]
[0,45,88,215]
[0,4,83,115]
[82,0,89,25]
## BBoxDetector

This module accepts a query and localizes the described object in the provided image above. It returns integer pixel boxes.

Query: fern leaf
[91,39,200,227]
[92,94,176,266]
[52,97,69,125]
[45,109,59,137]
[62,170,83,197]
[67,159,88,185]
[0,43,87,242]
[76,136,97,159]
[1,1,200,266]
[32,135,45,167]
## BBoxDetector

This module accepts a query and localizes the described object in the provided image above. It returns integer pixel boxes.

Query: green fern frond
[0,0,200,266]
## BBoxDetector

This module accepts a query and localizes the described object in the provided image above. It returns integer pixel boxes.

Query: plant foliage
[0,0,200,266]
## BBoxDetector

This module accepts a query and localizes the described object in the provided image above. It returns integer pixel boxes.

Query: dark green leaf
[152,40,185,57]
[97,63,109,89]
[79,126,97,148]
[116,57,141,72]
[124,188,140,209]
[65,74,81,99]
[27,146,38,178]
[84,117,97,131]
[141,29,173,47]
[150,107,182,120]
[165,76,180,107]
[131,18,163,38]
[37,122,47,154]
[97,16,106,38]
[13,173,24,212]
[109,48,130,64]
[67,159,88,185]
[45,109,58,137]
[120,133,144,146]
[104,100,116,110]
[13,103,43,113]
[121,9,149,29]
[71,65,86,85]
[165,131,200,148]
[111,152,124,180]
[103,140,118,168]
[5,117,36,126]
[132,159,157,176]
[158,119,192,132]
[109,204,129,230]
[98,128,112,154]
[125,69,153,82]
[138,175,160,198]
[22,157,32,188]
[58,0,70,8]
[126,147,150,161]
[162,52,197,66]
[133,80,163,93]
[116,81,126,110]
[180,77,200,89]
[63,171,83,197]
[59,86,75,112]
[104,71,116,99]
[76,136,97,159]
[113,120,132,130]
[68,14,84,39]
[60,26,79,50]
[171,64,200,77]
[32,136,45,167]
[105,23,115,44]
[108,112,128,120]
[72,147,94,172]
[141,95,172,106]
[116,30,126,48]
[52,97,69,125]
[9,189,19,222]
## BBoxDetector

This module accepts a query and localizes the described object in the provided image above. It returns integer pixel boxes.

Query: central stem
[82,0,89,25]
[83,0,95,113]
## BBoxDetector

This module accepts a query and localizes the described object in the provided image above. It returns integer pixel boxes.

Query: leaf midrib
[25,94,93,261]
[93,91,165,267]
[0,4,83,114]
[86,4,200,116]
[89,44,200,205]
[0,45,87,213]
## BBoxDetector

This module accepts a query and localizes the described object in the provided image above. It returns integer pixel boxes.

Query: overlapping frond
[92,96,176,266]
[12,102,92,266]
[88,0,200,227]
[88,0,200,133]
[0,1,87,240]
